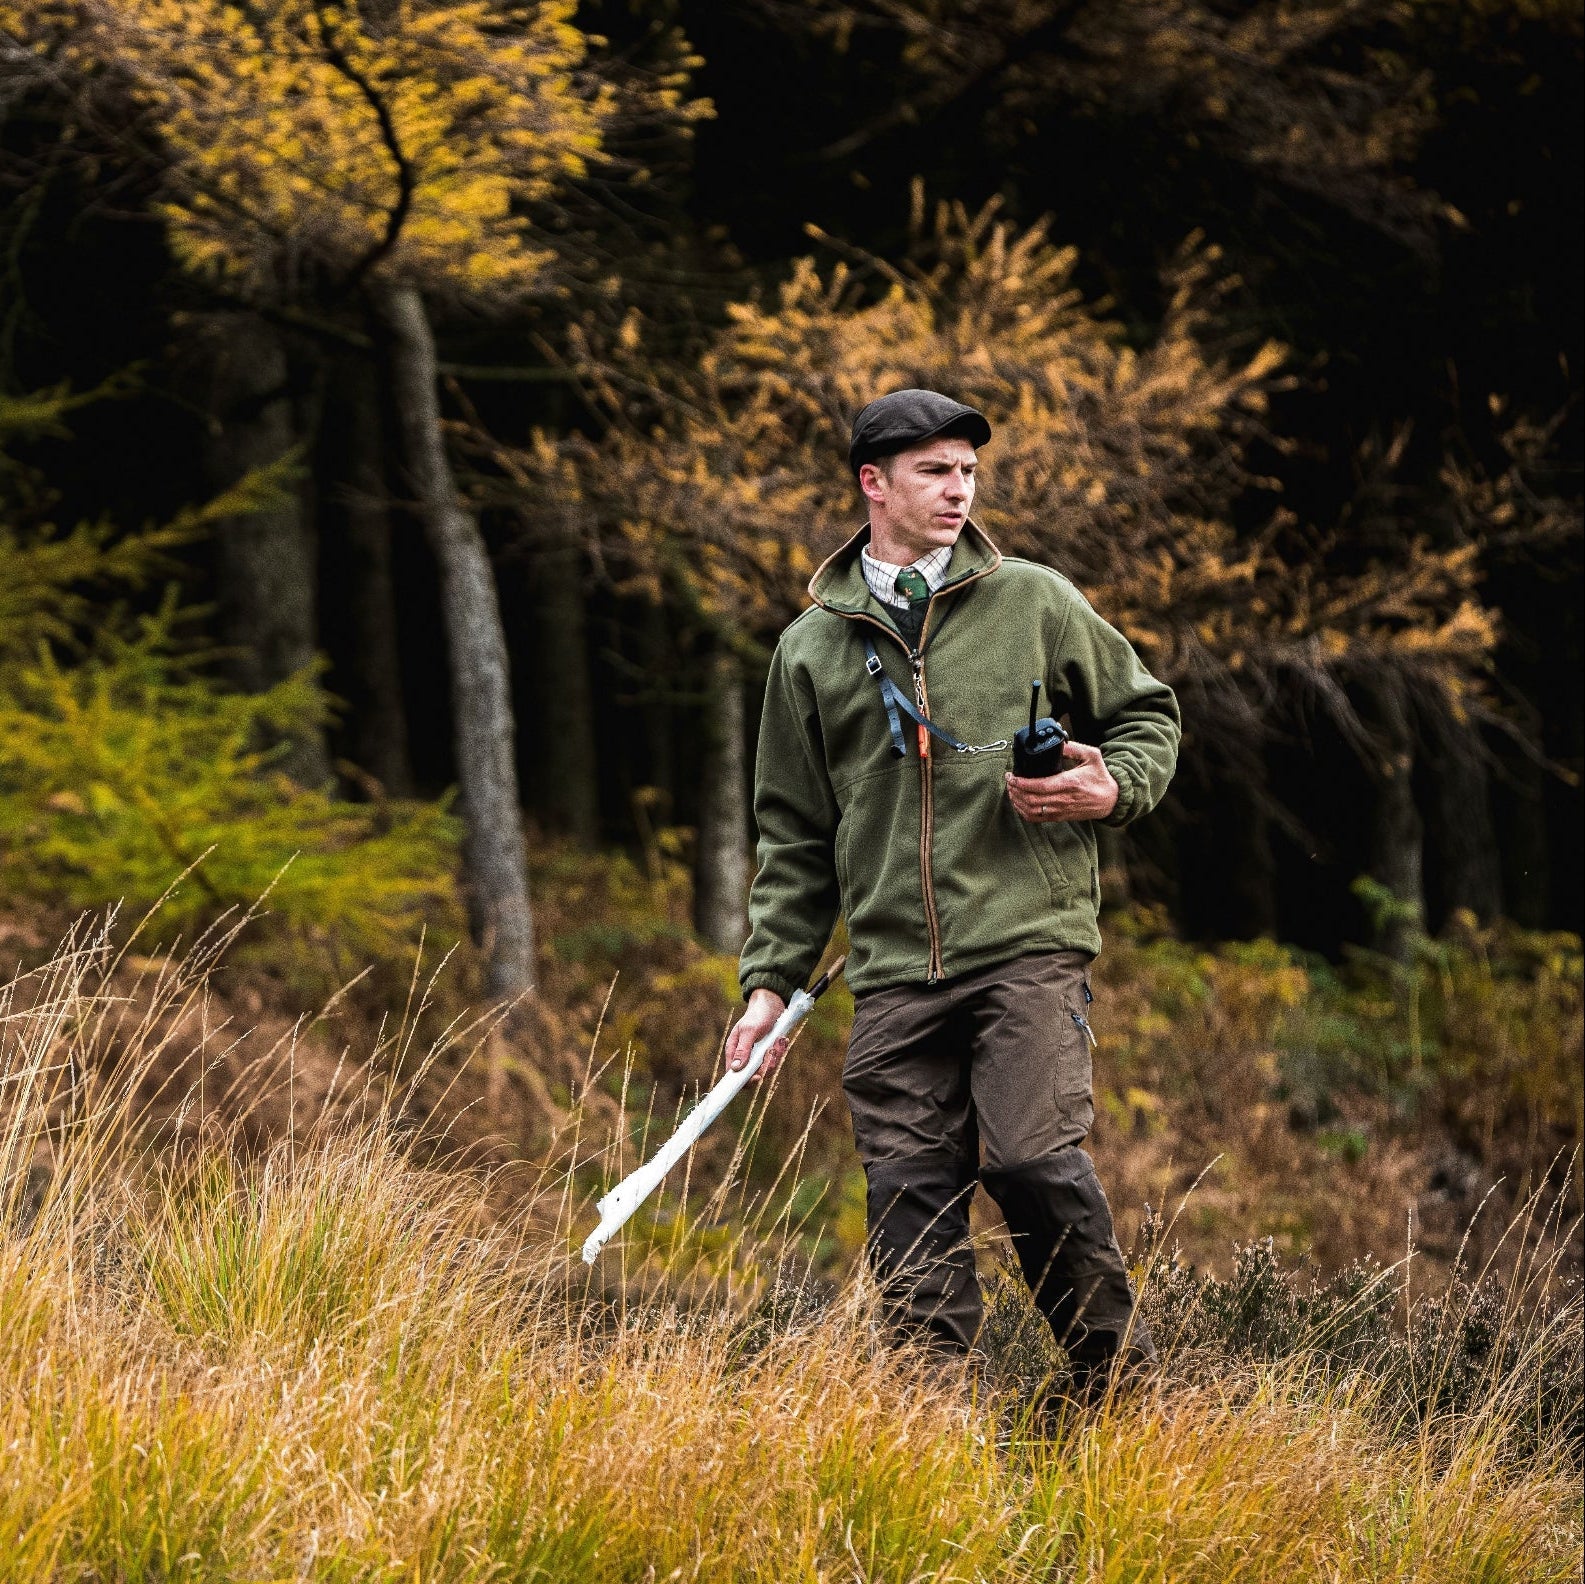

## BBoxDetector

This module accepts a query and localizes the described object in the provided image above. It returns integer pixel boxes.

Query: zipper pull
[1071,1011,1097,1049]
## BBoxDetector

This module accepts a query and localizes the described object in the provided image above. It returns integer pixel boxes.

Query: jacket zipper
[912,612,945,983]
[826,560,999,988]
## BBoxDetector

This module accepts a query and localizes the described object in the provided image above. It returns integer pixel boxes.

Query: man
[724,388,1180,1394]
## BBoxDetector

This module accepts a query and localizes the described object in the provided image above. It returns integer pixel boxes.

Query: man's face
[860,435,978,558]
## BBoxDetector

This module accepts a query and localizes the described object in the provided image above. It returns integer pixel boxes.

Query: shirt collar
[807,520,1004,617]
[860,542,954,609]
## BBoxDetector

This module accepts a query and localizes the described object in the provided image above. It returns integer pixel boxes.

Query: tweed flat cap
[848,388,992,475]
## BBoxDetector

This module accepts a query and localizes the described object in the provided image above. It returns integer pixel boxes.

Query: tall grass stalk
[1,929,1579,1581]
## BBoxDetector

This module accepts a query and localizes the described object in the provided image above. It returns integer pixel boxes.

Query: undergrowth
[0,385,465,989]
[519,841,1583,1282]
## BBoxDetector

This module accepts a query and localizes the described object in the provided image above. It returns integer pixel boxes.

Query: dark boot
[1064,1328,1158,1407]
[980,1144,1155,1373]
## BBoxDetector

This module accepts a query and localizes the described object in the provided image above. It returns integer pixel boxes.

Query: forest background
[0,4,1583,1577]
[0,0,1581,1279]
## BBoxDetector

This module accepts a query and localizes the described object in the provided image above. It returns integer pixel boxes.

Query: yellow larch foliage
[8,0,686,300]
[546,193,1496,719]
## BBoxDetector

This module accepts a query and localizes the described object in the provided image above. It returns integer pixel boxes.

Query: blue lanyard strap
[862,633,1008,759]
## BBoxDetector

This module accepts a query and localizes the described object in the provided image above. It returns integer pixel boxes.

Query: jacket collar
[807,519,1004,618]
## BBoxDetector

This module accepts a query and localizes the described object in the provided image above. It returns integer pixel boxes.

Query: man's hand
[724,988,789,1080]
[1005,742,1119,823]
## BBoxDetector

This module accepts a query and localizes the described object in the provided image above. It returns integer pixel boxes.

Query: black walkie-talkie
[1012,680,1070,778]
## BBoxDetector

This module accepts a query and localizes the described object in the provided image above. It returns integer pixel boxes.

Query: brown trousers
[843,951,1153,1372]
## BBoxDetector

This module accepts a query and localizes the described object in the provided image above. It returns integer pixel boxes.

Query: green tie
[894,567,931,607]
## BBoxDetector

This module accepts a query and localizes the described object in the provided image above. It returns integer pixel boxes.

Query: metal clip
[865,652,883,677]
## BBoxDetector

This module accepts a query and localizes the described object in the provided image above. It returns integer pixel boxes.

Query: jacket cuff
[1100,757,1138,828]
[740,970,801,1004]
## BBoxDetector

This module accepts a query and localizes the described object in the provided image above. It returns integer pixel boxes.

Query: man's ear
[858,461,887,504]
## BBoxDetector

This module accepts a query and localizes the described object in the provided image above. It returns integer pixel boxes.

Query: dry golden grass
[1,921,1579,1582]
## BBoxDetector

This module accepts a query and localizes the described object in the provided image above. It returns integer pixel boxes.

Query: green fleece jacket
[739,522,1181,1002]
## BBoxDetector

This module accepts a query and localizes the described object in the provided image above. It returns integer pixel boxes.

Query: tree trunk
[373,282,534,998]
[693,646,750,954]
[340,355,414,797]
[1425,706,1501,925]
[524,540,598,842]
[204,311,330,786]
[1363,674,1426,960]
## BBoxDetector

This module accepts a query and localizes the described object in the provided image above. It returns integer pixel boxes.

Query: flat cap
[848,388,992,476]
